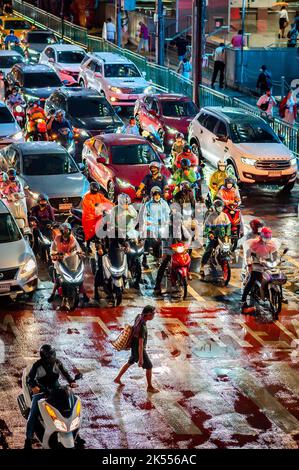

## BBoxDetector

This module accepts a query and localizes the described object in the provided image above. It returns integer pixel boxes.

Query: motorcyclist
[82,182,113,253]
[199,198,231,278]
[47,109,72,138]
[174,144,198,169]
[242,226,280,312]
[26,99,47,140]
[123,116,140,136]
[48,222,89,306]
[0,171,8,193]
[217,177,241,208]
[11,40,25,57]
[141,186,170,269]
[171,158,201,199]
[30,194,56,251]
[136,162,168,200]
[24,344,83,449]
[4,29,18,48]
[246,219,264,241]
[6,86,25,108]
[171,132,186,163]
[1,168,22,195]
[109,193,138,240]
[173,180,195,208]
[208,160,228,201]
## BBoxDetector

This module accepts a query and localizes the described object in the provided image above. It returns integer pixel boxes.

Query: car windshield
[0,213,22,243]
[4,20,31,30]
[104,64,141,78]
[23,72,61,88]
[68,97,119,123]
[58,51,85,64]
[111,144,160,165]
[27,33,56,44]
[230,122,280,144]
[0,107,14,123]
[0,54,24,68]
[23,152,78,175]
[161,100,198,117]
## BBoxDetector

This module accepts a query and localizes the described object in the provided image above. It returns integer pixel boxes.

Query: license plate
[128,95,137,100]
[268,171,281,177]
[0,283,10,293]
[59,203,72,211]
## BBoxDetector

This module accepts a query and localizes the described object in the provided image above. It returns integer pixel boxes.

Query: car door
[212,119,230,164]
[94,141,112,190]
[200,114,220,166]
[93,61,104,93]
[83,59,96,88]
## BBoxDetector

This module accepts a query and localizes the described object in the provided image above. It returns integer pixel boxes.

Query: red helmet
[260,227,272,240]
[249,219,264,234]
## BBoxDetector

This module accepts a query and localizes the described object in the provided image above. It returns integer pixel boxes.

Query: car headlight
[19,257,36,277]
[241,157,256,166]
[115,177,134,189]
[11,131,23,141]
[290,157,297,167]
[109,86,122,94]
[73,127,89,138]
[165,125,178,135]
[143,86,152,94]
[28,48,39,55]
[25,94,40,101]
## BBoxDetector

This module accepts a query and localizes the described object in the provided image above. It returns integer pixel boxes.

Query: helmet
[37,193,49,204]
[11,86,19,93]
[260,226,272,240]
[218,160,227,170]
[183,144,191,153]
[149,161,160,170]
[118,193,131,205]
[0,171,8,183]
[55,109,65,119]
[213,198,224,212]
[224,177,235,187]
[175,132,184,140]
[129,115,136,123]
[7,168,16,180]
[180,158,191,168]
[28,99,40,108]
[90,182,100,194]
[249,218,264,235]
[59,222,72,239]
[40,344,56,365]
[150,186,162,197]
[180,180,191,191]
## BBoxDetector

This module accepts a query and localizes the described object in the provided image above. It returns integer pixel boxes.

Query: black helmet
[90,182,100,194]
[40,344,56,364]
[11,86,19,93]
[180,158,191,168]
[224,177,235,187]
[183,144,191,153]
[214,198,224,211]
[37,193,49,204]
[175,132,184,140]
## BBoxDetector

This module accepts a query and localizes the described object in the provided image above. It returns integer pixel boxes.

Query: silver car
[0,101,24,148]
[0,199,38,299]
[0,50,25,78]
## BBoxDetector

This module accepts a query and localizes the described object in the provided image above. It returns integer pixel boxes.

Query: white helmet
[218,160,227,170]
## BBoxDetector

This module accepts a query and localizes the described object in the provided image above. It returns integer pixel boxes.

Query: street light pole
[192,0,205,106]
[157,0,165,65]
[240,0,246,84]
[117,0,122,47]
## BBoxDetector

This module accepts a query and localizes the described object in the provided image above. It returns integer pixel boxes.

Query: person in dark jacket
[174,36,188,62]
[256,65,272,95]
[29,193,55,252]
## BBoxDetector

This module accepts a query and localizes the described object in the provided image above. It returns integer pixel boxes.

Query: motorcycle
[17,367,83,449]
[100,239,128,306]
[170,242,191,300]
[2,191,29,234]
[53,251,85,311]
[243,249,288,319]
[29,218,60,265]
[50,127,74,153]
[66,208,85,249]
[202,236,232,286]
[126,232,144,288]
[224,203,242,251]
[26,118,48,141]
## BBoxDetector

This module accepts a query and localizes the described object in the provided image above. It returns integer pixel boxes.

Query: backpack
[260,100,270,111]
[111,324,133,351]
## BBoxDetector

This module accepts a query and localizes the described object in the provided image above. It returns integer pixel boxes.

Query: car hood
[234,142,293,159]
[22,86,60,99]
[28,43,47,52]
[106,77,148,89]
[72,116,123,131]
[56,63,81,72]
[162,115,194,134]
[22,172,88,198]
[0,238,33,269]
[0,121,20,137]
[112,163,171,185]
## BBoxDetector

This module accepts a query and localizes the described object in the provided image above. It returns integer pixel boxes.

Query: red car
[82,134,171,201]
[134,94,199,152]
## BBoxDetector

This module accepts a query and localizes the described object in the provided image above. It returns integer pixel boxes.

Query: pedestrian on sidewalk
[257,88,277,117]
[278,6,289,39]
[174,35,188,62]
[106,18,116,43]
[256,65,272,96]
[287,24,298,47]
[211,43,226,89]
[231,30,245,48]
[279,90,297,125]
[114,305,159,393]
[137,21,149,53]
[177,56,192,79]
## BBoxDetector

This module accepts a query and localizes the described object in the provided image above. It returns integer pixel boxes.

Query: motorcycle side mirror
[74,372,83,381]
[283,247,289,255]
[78,162,85,172]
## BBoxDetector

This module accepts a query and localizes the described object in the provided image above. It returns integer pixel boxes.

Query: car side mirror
[97,156,107,164]
[216,134,228,142]
[78,163,85,172]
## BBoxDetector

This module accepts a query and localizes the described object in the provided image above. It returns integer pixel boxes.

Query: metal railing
[12,0,299,158]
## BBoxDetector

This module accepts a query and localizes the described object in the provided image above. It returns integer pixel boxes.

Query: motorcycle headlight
[109,86,122,94]
[290,157,297,167]
[241,157,256,166]
[15,105,23,113]
[115,177,134,189]
[70,416,80,431]
[165,125,178,135]
[11,131,23,141]
[54,419,68,432]
[19,258,36,277]
[73,127,89,137]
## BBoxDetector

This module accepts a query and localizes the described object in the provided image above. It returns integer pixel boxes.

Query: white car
[0,101,24,148]
[78,52,151,107]
[0,50,25,78]
[188,106,297,192]
[39,43,86,83]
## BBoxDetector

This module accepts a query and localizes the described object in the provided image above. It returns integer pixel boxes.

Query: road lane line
[266,362,299,396]
[187,285,206,302]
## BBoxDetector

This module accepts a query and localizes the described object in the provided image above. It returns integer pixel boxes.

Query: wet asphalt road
[1,174,299,449]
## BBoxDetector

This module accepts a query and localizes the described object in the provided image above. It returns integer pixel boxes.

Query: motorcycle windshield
[108,243,125,268]
[47,387,75,419]
[63,253,81,273]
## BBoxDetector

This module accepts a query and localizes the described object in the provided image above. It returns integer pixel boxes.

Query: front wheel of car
[281,181,295,193]
[191,141,203,160]
[107,181,115,202]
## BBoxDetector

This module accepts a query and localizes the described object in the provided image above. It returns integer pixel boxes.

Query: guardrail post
[281,76,285,99]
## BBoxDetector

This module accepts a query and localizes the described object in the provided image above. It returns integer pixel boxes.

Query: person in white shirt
[279,6,289,38]
[211,43,226,89]
[257,88,277,116]
[106,18,116,43]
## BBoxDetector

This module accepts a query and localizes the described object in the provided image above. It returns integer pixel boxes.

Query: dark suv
[22,30,58,62]
[5,63,62,104]
[45,87,124,160]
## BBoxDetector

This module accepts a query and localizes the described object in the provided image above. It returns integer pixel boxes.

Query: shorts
[279,18,286,29]
[128,344,153,370]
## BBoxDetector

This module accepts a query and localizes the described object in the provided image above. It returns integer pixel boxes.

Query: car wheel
[281,180,295,193]
[107,180,115,202]
[191,141,203,160]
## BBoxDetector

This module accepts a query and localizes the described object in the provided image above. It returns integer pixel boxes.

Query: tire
[270,288,282,318]
[191,140,203,160]
[90,257,97,276]
[281,181,295,193]
[107,180,115,202]
[114,286,122,306]
[222,261,231,286]
[182,276,188,300]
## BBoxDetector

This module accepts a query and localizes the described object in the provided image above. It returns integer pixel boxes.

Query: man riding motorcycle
[11,40,25,57]
[209,160,228,200]
[171,158,203,200]
[49,222,89,305]
[124,116,140,136]
[141,186,170,269]
[47,109,72,140]
[242,226,280,312]
[171,132,186,163]
[199,199,231,278]
[174,144,198,169]
[6,86,25,109]
[217,177,241,207]
[82,182,113,253]
[109,193,138,240]
[26,100,48,141]
[136,162,168,200]
[24,344,84,449]
[1,168,22,195]
[30,194,56,251]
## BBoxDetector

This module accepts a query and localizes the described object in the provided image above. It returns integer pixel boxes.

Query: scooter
[29,218,60,265]
[126,231,144,288]
[12,102,26,128]
[17,367,83,449]
[2,191,29,234]
[26,118,48,141]
[101,239,128,306]
[202,236,232,286]
[224,203,242,251]
[53,251,85,311]
[50,127,74,154]
[66,208,85,248]
[243,249,288,319]
[170,242,191,300]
